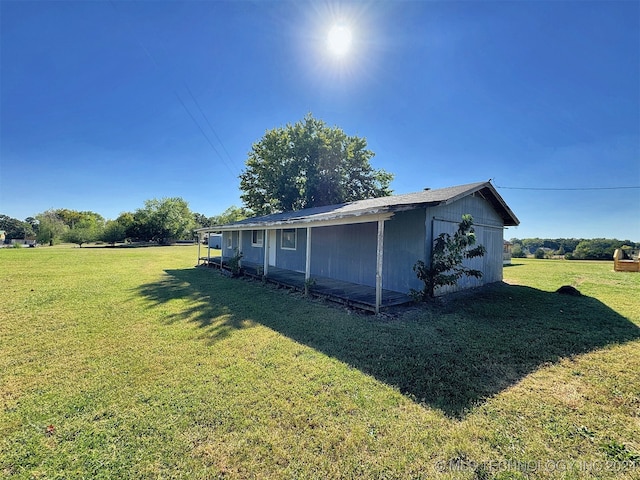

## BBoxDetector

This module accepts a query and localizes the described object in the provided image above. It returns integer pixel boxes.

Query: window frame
[251,229,264,247]
[280,228,297,250]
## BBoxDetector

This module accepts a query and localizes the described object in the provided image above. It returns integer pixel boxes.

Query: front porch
[199,257,412,313]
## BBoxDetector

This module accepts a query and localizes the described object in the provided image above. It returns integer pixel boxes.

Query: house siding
[223,228,308,273]
[225,230,264,264]
[425,194,504,295]
[382,208,427,293]
[310,223,378,287]
[251,231,266,264]
[276,228,307,272]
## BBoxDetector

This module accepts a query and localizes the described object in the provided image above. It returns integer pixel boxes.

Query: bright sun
[327,24,352,57]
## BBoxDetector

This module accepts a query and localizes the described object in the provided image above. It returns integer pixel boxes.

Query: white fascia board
[212,211,394,232]
[194,226,224,233]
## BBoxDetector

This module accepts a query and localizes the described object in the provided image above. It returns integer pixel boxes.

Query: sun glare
[327,24,352,57]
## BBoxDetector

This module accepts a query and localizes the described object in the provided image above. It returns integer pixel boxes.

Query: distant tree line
[0,202,249,247]
[510,237,640,260]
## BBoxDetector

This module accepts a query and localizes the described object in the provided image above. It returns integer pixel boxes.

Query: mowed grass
[1,248,639,479]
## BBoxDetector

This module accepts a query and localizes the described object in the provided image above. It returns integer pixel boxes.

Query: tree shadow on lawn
[135,267,260,344]
[137,268,640,418]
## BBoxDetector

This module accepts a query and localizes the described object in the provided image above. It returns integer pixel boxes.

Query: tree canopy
[55,209,104,229]
[509,237,640,260]
[102,220,127,246]
[132,197,195,244]
[0,214,35,241]
[63,221,101,247]
[2,199,197,246]
[35,210,68,246]
[60,210,105,247]
[210,205,249,226]
[570,238,635,260]
[239,114,393,216]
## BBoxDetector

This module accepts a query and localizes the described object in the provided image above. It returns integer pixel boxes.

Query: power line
[108,0,240,179]
[184,84,241,172]
[174,92,237,178]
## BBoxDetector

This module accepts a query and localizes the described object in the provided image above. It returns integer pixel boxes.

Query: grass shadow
[137,268,640,418]
[136,268,259,343]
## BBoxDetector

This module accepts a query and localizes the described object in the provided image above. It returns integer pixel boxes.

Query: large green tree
[63,216,104,247]
[62,211,105,247]
[102,220,127,246]
[239,114,393,216]
[193,213,213,230]
[35,210,68,246]
[63,224,98,247]
[114,212,139,242]
[210,205,249,226]
[134,197,195,244]
[191,206,249,237]
[54,209,104,229]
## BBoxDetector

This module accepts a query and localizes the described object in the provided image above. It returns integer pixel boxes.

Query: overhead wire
[174,92,237,177]
[107,0,240,179]
[184,84,241,172]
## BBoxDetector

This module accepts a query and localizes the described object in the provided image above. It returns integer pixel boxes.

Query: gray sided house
[197,181,519,312]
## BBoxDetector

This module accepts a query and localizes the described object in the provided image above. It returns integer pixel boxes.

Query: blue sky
[1,0,638,240]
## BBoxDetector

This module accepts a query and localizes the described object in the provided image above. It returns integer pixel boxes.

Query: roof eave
[195,181,520,231]
[197,209,395,232]
[475,183,520,226]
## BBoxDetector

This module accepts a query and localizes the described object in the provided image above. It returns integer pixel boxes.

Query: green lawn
[1,247,639,479]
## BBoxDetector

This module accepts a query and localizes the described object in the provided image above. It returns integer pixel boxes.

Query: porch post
[305,227,312,280]
[238,231,243,268]
[197,232,201,265]
[263,229,269,276]
[375,219,385,314]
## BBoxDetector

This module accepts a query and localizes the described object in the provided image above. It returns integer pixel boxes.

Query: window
[226,234,232,249]
[281,228,296,250]
[251,230,263,247]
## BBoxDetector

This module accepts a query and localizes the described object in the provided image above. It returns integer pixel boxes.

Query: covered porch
[197,213,395,313]
[198,258,412,313]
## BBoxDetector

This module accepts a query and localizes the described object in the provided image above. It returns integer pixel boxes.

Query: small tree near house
[411,214,487,301]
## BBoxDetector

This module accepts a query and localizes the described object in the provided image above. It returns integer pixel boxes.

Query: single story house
[196,181,519,312]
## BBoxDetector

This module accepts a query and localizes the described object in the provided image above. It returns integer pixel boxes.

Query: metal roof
[197,181,519,232]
